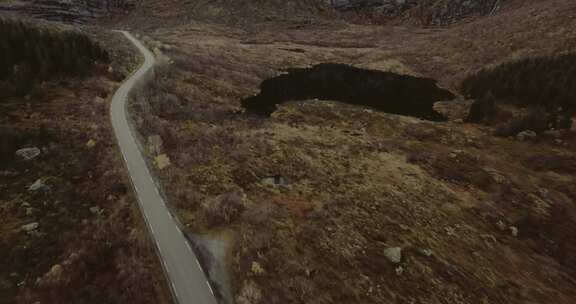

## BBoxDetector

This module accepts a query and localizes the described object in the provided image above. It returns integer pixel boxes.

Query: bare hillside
[112,0,576,303]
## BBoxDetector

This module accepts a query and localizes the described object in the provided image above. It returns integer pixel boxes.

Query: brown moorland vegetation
[0,18,169,304]
[119,0,576,303]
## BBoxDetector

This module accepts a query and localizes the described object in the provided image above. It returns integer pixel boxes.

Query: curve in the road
[110,30,218,304]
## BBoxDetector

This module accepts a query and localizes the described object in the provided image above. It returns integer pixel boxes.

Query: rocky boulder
[28,178,50,192]
[383,247,403,264]
[21,222,39,232]
[15,147,41,161]
[517,130,537,142]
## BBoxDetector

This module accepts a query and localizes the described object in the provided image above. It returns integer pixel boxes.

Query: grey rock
[15,147,41,161]
[510,226,519,237]
[516,130,537,141]
[86,139,97,148]
[383,247,402,264]
[420,249,434,257]
[21,222,39,232]
[89,206,102,215]
[262,175,287,187]
[28,179,50,192]
[94,96,105,104]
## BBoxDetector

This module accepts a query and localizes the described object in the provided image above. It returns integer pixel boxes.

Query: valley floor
[113,0,576,303]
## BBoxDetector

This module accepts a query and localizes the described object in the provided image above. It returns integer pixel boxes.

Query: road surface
[110,30,219,304]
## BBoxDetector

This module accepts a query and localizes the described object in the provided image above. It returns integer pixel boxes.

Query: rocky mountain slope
[0,0,135,24]
[332,0,502,25]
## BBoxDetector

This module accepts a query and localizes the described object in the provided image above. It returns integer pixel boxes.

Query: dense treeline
[0,18,109,97]
[460,54,576,115]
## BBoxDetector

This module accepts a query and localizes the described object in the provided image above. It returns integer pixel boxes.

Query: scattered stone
[419,249,434,257]
[510,226,519,237]
[94,96,105,104]
[89,206,102,215]
[444,226,457,236]
[262,175,287,187]
[25,208,34,216]
[28,179,50,192]
[154,154,171,170]
[516,130,537,142]
[148,135,163,155]
[86,139,97,148]
[398,224,411,231]
[395,266,404,276]
[15,147,41,161]
[47,264,63,279]
[383,247,402,264]
[21,222,39,232]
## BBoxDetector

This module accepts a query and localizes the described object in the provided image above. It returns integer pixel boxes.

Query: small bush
[203,192,246,226]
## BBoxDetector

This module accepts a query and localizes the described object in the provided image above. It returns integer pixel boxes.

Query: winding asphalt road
[110,30,219,304]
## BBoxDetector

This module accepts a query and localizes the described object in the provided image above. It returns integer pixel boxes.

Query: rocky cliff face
[330,0,502,25]
[0,0,136,24]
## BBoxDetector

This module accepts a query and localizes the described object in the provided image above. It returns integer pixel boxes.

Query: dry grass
[119,1,576,303]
